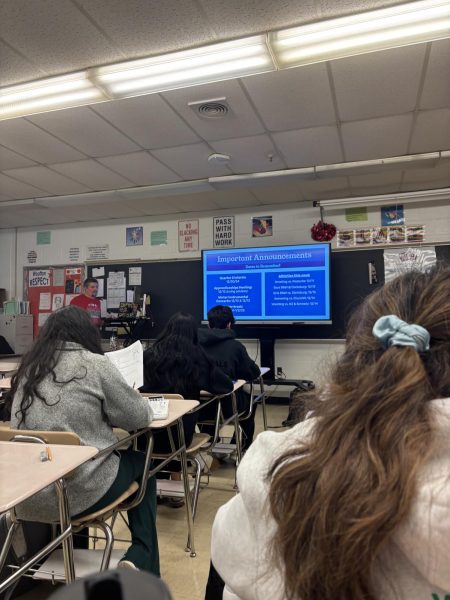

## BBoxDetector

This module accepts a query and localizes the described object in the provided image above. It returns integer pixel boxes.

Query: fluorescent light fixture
[270,0,450,68]
[117,180,213,199]
[35,191,122,208]
[91,36,275,98]
[0,199,35,208]
[0,72,107,120]
[209,167,315,190]
[314,187,450,207]
[315,152,441,178]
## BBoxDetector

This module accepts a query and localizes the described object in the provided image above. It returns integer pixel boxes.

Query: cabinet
[0,314,33,354]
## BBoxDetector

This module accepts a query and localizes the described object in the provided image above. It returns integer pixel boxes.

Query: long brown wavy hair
[269,265,450,600]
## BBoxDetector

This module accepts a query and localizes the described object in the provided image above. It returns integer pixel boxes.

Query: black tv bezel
[201,242,332,325]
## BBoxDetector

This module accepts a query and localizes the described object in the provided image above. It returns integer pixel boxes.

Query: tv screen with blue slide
[202,243,331,324]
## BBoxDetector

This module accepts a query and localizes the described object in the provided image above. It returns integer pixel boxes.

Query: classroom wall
[0,195,448,381]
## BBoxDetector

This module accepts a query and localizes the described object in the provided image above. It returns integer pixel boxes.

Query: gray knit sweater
[10,342,152,522]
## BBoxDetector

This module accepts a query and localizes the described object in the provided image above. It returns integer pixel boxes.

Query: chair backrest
[0,426,81,446]
[141,392,184,400]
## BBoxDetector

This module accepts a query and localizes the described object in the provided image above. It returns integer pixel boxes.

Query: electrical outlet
[276,366,283,376]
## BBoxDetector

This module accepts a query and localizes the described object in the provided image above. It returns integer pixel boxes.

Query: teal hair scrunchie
[372,315,430,352]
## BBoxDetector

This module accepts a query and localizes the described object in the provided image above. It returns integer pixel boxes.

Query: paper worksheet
[106,271,126,309]
[105,341,143,389]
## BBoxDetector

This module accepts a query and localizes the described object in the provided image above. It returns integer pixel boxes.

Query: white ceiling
[0,0,449,228]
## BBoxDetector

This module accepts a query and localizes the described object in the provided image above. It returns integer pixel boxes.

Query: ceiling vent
[188,97,230,119]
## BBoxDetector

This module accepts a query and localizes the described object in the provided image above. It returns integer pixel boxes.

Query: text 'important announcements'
[202,244,331,322]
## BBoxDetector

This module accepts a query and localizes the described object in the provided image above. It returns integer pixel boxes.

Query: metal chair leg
[94,521,114,571]
[177,421,196,558]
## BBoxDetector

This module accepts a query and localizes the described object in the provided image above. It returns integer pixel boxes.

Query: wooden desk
[149,399,198,430]
[0,442,98,593]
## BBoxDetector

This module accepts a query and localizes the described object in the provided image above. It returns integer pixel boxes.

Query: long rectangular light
[91,36,275,98]
[270,0,450,68]
[0,72,107,121]
[315,187,450,208]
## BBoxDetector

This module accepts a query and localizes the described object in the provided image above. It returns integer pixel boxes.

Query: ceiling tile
[272,126,343,168]
[0,173,47,199]
[211,135,285,173]
[251,184,304,205]
[170,193,221,212]
[402,161,450,184]
[0,40,46,87]
[242,65,336,131]
[317,0,408,19]
[332,45,426,121]
[409,108,450,153]
[151,143,231,179]
[199,0,318,37]
[76,0,215,59]
[48,205,108,222]
[126,197,184,216]
[80,202,146,220]
[2,166,90,195]
[51,159,134,190]
[212,189,262,209]
[92,96,200,149]
[28,107,140,157]
[0,0,121,83]
[0,194,13,202]
[349,170,402,195]
[0,146,37,170]
[341,114,413,161]
[0,119,85,163]
[420,39,450,110]
[98,152,181,185]
[162,79,265,141]
[298,176,350,201]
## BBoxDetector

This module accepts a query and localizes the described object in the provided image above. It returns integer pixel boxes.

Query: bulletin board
[24,265,86,337]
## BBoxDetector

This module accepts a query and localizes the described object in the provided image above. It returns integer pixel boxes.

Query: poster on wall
[126,226,143,246]
[87,245,109,260]
[178,220,199,252]
[213,216,234,248]
[52,294,65,311]
[252,215,272,237]
[384,246,436,283]
[65,268,82,294]
[381,205,404,226]
[69,247,81,262]
[29,269,51,287]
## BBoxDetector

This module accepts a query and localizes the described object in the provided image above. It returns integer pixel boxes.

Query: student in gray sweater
[7,306,158,574]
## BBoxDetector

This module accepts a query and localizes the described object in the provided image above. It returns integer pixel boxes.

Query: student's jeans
[73,449,160,575]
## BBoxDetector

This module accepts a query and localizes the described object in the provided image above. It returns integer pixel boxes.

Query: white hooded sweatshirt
[212,398,450,600]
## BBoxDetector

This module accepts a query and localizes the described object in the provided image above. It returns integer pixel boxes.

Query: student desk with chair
[0,398,198,590]
[0,441,98,594]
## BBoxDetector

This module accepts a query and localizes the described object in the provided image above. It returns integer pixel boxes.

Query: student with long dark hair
[212,265,450,600]
[7,305,159,574]
[142,312,233,451]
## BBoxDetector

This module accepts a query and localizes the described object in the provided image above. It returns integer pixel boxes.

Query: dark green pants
[75,449,160,575]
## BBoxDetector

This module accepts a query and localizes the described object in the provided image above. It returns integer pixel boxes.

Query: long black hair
[143,312,203,396]
[7,305,103,426]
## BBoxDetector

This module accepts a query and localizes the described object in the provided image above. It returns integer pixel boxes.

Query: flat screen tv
[202,243,331,324]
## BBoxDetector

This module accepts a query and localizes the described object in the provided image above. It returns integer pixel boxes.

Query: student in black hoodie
[198,305,260,451]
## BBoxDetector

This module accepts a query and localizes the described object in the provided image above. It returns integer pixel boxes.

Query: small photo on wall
[252,216,273,237]
[126,226,143,246]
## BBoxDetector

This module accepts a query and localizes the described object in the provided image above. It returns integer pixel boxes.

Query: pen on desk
[47,446,53,461]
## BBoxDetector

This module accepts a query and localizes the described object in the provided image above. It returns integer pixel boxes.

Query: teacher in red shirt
[70,278,102,327]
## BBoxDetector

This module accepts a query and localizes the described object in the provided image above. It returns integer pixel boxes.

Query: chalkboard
[89,245,449,340]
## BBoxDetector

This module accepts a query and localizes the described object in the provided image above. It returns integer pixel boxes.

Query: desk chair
[0,426,153,579]
[141,393,209,521]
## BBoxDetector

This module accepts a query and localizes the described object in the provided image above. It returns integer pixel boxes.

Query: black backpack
[282,380,315,427]
[0,514,52,600]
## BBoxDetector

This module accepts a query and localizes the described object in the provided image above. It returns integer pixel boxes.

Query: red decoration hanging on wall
[311,220,337,242]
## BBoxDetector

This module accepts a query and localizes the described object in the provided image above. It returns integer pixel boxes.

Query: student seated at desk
[198,305,260,451]
[6,306,159,574]
[142,312,233,456]
[211,266,450,600]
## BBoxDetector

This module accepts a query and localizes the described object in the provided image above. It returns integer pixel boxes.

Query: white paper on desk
[92,267,105,277]
[105,340,143,389]
[39,292,51,310]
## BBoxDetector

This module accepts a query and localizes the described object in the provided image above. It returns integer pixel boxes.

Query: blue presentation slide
[203,244,330,322]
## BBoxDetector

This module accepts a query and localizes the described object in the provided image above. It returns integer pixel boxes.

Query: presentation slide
[203,244,331,322]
